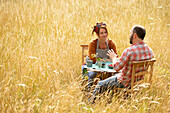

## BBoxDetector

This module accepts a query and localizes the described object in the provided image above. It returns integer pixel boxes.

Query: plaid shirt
[114,41,154,87]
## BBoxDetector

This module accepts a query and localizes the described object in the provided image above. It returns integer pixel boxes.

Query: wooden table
[84,62,119,80]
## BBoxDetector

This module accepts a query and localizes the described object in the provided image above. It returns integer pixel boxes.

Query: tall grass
[0,0,169,112]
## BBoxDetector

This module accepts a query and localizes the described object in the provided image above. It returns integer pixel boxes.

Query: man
[88,25,154,103]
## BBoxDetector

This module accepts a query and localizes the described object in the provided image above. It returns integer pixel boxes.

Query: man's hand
[107,49,117,64]
[107,49,117,60]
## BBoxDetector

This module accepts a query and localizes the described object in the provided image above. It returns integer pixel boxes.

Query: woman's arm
[88,41,96,64]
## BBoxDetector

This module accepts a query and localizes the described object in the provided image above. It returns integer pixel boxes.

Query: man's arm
[108,48,130,71]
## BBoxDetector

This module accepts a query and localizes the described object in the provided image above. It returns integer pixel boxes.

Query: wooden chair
[107,58,156,101]
[117,58,156,93]
[130,58,156,90]
[80,44,89,89]
[80,44,88,64]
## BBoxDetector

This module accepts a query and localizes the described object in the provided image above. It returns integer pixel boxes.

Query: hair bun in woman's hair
[92,22,107,35]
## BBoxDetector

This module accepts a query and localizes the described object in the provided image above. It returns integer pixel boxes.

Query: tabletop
[84,61,117,73]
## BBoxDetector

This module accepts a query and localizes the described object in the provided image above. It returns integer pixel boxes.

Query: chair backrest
[80,44,88,64]
[131,58,156,89]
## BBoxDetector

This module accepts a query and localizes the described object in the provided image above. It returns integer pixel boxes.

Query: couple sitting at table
[82,22,154,103]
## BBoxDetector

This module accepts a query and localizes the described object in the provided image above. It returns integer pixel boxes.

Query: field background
[0,0,169,112]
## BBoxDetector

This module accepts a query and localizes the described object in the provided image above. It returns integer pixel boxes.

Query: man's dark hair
[133,25,146,40]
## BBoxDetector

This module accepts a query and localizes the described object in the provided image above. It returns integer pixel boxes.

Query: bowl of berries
[108,64,114,69]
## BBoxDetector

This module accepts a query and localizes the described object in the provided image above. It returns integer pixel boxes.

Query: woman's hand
[100,59,105,62]
[106,59,111,62]
[100,58,107,62]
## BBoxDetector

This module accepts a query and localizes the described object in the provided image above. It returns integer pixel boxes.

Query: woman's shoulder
[107,38,115,44]
[89,38,98,44]
[89,38,97,49]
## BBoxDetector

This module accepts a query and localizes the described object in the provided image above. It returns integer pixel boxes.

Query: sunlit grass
[0,0,169,112]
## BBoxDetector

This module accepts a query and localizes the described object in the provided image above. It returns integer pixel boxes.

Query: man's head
[130,25,146,44]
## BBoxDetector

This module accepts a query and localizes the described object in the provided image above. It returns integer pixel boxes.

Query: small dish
[108,64,114,69]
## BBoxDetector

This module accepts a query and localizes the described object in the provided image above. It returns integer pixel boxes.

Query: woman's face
[98,28,108,40]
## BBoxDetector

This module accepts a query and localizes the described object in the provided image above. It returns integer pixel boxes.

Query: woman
[89,22,117,63]
[82,22,117,92]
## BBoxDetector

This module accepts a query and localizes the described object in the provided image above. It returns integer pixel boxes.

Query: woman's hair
[92,22,107,35]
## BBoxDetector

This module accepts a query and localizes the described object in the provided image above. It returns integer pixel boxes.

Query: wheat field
[0,0,169,112]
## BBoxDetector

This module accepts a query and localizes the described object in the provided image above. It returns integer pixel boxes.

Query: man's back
[114,41,154,87]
